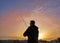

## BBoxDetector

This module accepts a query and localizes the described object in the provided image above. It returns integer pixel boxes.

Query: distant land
[0,37,60,43]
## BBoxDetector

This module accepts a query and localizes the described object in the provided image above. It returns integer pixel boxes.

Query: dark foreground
[0,39,60,43]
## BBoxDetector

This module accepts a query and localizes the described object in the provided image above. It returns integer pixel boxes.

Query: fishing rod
[19,15,28,40]
[20,16,28,27]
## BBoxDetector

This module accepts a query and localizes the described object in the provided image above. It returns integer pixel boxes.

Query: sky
[0,0,60,41]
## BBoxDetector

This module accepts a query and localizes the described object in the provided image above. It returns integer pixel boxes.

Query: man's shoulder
[35,25,38,29]
[28,26,31,29]
[28,26,31,28]
[28,25,38,29]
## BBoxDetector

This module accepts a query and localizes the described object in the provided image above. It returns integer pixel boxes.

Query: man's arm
[23,27,29,37]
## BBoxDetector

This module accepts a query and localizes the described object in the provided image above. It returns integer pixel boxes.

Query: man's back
[28,25,38,40]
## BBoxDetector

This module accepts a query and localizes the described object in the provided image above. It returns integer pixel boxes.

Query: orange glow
[1,8,60,40]
[38,33,44,40]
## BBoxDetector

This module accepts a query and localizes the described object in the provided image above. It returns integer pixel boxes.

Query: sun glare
[38,33,44,40]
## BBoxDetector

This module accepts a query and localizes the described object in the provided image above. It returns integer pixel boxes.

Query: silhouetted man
[23,20,39,43]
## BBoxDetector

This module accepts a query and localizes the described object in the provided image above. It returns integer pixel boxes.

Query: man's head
[30,20,35,26]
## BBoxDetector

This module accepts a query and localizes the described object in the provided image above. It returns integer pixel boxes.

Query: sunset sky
[0,0,60,41]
